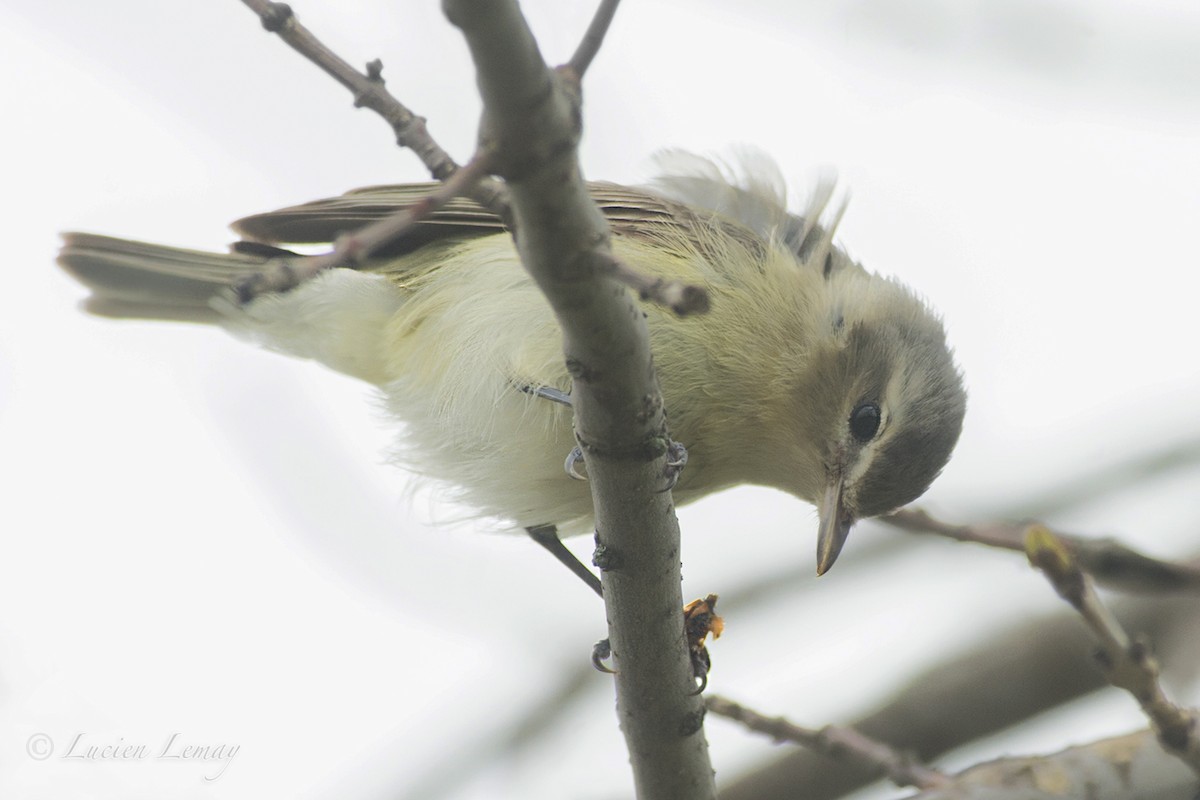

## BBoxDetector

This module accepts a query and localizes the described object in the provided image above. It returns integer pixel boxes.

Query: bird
[57,151,966,579]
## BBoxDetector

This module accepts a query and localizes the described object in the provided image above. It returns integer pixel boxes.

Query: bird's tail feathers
[57,232,270,322]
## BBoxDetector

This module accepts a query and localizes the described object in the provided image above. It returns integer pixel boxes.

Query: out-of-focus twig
[239,0,510,221]
[997,435,1200,521]
[910,728,1199,800]
[706,695,950,791]
[1026,526,1200,776]
[886,509,1200,594]
[395,663,595,800]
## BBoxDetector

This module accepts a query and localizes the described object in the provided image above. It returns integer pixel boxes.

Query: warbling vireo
[58,153,966,576]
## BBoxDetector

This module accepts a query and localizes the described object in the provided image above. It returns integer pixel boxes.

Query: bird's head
[806,267,966,574]
[644,150,965,574]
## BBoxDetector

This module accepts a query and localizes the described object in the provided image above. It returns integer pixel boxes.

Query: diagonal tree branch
[886,509,1200,594]
[717,592,1200,800]
[239,0,510,221]
[441,1,715,797]
[567,0,622,78]
[238,0,707,314]
[1027,527,1200,776]
[228,152,494,301]
[706,695,950,791]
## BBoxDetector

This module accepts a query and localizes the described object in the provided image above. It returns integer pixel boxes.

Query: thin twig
[1026,526,1200,776]
[706,695,950,791]
[566,0,622,79]
[229,153,493,302]
[239,0,510,222]
[886,508,1200,594]
[240,0,706,317]
[596,253,710,316]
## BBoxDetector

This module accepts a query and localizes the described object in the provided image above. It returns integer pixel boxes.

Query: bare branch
[567,0,622,79]
[240,0,707,317]
[597,252,710,316]
[228,153,494,302]
[1026,527,1200,776]
[706,695,950,791]
[239,0,510,220]
[718,593,1200,800]
[886,509,1200,594]
[441,0,714,797]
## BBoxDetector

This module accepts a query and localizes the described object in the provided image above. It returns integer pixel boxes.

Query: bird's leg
[517,385,600,593]
[527,385,572,406]
[525,525,614,673]
[518,384,590,480]
[525,524,603,599]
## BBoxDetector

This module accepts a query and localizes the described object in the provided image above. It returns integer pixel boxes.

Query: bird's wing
[58,181,769,320]
[231,181,695,250]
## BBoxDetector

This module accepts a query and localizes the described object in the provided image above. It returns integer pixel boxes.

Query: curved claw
[659,439,689,492]
[591,638,616,673]
[565,446,588,481]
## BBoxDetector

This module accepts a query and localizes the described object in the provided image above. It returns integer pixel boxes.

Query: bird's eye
[849,403,881,442]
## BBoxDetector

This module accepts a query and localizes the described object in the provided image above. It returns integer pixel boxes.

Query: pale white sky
[3,1,1199,798]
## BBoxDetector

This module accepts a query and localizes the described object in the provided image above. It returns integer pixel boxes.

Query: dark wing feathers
[232,182,689,247]
[59,181,765,320]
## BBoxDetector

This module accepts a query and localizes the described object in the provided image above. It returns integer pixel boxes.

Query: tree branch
[886,508,1200,594]
[228,152,494,302]
[596,251,711,316]
[239,0,707,315]
[441,1,715,797]
[239,0,510,220]
[1027,527,1200,776]
[706,695,950,791]
[567,0,621,78]
[718,592,1200,800]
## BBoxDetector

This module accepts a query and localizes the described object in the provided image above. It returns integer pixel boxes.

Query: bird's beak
[816,476,854,576]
